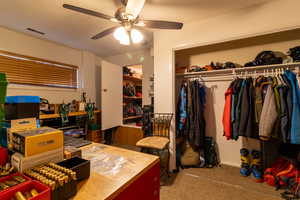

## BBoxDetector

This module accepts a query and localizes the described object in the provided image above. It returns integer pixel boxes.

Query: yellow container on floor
[12,127,63,157]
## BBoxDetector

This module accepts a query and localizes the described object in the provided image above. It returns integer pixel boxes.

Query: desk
[75,143,160,200]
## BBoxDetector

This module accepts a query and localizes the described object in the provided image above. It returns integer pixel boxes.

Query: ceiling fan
[63,0,183,45]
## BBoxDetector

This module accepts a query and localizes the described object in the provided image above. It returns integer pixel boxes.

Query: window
[0,50,78,88]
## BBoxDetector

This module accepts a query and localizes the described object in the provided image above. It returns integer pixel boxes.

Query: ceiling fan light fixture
[110,18,119,23]
[119,37,130,45]
[131,29,143,44]
[113,27,130,45]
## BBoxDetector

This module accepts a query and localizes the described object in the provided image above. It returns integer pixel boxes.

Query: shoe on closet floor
[251,150,264,183]
[240,148,251,177]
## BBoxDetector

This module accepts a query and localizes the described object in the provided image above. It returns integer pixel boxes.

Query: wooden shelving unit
[123,115,143,121]
[123,68,143,124]
[123,96,142,100]
[123,75,142,82]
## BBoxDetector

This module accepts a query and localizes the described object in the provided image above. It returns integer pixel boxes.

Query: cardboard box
[12,127,63,157]
[11,147,64,172]
[7,118,37,150]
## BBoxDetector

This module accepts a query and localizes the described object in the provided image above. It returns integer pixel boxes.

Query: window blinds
[0,50,78,88]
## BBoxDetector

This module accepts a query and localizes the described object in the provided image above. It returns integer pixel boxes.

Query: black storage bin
[5,96,40,120]
[5,103,40,120]
[261,139,281,170]
[51,179,77,200]
[57,157,90,181]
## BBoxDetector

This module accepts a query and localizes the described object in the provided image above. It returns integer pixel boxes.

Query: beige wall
[154,0,300,169]
[0,26,102,108]
[105,48,154,106]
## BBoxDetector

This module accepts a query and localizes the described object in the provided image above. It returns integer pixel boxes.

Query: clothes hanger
[276,68,282,85]
[278,68,285,85]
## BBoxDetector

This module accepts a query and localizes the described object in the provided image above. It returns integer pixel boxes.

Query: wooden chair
[136,113,173,178]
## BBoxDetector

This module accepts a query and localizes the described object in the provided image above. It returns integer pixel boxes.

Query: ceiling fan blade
[91,26,119,40]
[63,4,116,21]
[136,20,183,29]
[113,0,128,6]
[126,0,146,19]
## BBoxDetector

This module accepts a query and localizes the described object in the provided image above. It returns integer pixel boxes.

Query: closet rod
[182,67,300,82]
[185,78,234,82]
[177,62,300,77]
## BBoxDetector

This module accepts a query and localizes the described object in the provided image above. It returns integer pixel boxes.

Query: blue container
[6,96,40,103]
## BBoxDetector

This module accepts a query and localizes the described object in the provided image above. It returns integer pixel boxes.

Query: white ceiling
[0,0,271,57]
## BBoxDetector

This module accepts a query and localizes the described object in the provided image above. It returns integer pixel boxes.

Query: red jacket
[223,88,233,140]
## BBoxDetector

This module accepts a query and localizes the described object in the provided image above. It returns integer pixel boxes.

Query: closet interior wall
[175,28,300,167]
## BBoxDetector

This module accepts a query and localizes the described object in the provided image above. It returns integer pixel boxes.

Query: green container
[0,73,8,104]
[88,123,99,131]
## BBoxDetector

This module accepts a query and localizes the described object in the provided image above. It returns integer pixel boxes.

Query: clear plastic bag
[82,146,128,176]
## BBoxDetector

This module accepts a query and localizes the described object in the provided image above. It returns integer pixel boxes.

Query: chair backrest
[152,113,173,138]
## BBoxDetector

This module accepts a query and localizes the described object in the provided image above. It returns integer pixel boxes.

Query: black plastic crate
[51,179,77,200]
[57,157,90,182]
[261,139,281,170]
[5,103,39,120]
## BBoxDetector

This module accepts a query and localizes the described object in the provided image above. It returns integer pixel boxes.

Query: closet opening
[174,27,300,175]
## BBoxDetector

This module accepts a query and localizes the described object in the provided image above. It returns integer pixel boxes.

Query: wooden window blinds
[0,50,78,88]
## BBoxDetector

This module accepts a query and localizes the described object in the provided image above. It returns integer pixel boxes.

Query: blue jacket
[285,70,300,144]
[177,83,188,132]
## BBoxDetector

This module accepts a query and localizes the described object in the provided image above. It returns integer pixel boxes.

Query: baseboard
[220,161,240,168]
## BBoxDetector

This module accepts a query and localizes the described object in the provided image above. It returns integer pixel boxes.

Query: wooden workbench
[39,110,101,120]
[75,143,160,200]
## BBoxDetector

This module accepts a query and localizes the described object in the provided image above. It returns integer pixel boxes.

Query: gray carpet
[160,165,283,200]
[112,144,283,199]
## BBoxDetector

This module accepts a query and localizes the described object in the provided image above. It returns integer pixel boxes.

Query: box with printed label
[12,127,63,157]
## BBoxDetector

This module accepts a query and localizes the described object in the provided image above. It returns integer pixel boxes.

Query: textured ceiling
[0,0,271,57]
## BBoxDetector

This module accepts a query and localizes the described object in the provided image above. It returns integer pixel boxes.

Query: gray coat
[259,85,278,140]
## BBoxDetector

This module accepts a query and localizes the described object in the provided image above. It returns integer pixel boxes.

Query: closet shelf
[123,96,142,100]
[123,75,142,82]
[176,62,300,77]
[123,115,143,120]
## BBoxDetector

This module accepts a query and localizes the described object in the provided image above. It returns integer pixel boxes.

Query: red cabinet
[114,161,160,200]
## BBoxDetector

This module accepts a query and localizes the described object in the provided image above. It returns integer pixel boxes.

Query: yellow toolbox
[12,127,63,157]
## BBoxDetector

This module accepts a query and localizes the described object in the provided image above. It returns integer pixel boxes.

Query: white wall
[105,48,154,105]
[0,26,101,107]
[154,0,300,169]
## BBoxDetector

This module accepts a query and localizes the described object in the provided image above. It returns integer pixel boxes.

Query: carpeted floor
[160,165,283,200]
[112,144,283,200]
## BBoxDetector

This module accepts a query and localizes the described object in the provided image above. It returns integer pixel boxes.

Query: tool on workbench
[85,101,94,121]
[59,102,70,126]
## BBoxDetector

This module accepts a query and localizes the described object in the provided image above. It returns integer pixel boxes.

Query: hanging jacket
[278,85,289,143]
[282,74,293,142]
[259,85,278,140]
[176,82,188,137]
[239,79,250,137]
[254,76,265,123]
[272,78,281,139]
[234,80,246,140]
[188,80,206,149]
[223,87,233,140]
[285,70,300,144]
[245,78,257,138]
[231,79,243,140]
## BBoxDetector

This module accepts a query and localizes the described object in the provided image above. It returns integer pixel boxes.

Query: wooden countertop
[74,143,159,200]
[39,110,100,120]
